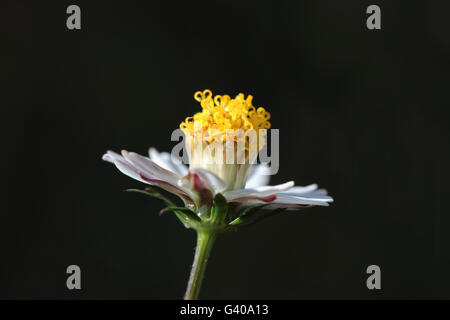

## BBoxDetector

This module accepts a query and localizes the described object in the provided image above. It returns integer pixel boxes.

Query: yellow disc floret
[180,89,271,147]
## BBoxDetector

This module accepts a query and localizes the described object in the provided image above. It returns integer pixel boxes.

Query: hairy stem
[183,231,216,300]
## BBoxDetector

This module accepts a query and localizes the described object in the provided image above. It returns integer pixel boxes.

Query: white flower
[103,89,334,300]
[102,148,333,211]
[103,89,333,223]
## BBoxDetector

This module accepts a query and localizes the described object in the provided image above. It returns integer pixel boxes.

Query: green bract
[126,187,287,234]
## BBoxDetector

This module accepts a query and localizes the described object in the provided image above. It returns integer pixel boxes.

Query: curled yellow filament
[180,89,271,146]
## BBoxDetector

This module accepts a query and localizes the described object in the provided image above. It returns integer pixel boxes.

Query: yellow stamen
[180,89,271,148]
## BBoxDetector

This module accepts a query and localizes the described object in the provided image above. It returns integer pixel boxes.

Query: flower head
[102,90,333,232]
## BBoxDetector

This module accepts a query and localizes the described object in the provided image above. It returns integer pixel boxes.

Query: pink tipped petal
[148,147,188,176]
[232,194,277,203]
[139,172,195,206]
[112,159,149,184]
[123,151,181,185]
[189,172,207,191]
[189,168,226,194]
[103,149,195,205]
[223,181,295,201]
[177,171,214,208]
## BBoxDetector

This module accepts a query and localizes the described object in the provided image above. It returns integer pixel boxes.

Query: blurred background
[1,0,449,299]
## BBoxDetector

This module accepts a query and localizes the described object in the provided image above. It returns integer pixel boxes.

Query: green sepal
[209,193,228,225]
[227,205,287,232]
[228,204,269,226]
[160,206,201,222]
[125,188,176,207]
[125,188,201,229]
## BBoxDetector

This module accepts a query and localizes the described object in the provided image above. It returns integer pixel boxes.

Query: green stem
[183,231,216,300]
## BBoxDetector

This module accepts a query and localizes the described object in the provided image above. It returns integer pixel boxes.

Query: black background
[1,0,449,299]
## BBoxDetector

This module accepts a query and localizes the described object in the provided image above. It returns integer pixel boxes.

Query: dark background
[1,0,449,299]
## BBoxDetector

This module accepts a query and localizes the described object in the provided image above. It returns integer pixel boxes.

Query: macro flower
[102,89,333,299]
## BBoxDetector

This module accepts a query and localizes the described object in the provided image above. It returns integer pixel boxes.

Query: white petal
[189,167,226,194]
[112,158,149,184]
[105,150,195,204]
[122,151,181,185]
[279,184,330,197]
[283,184,318,194]
[102,150,124,163]
[148,147,188,176]
[102,154,113,163]
[305,189,328,196]
[224,181,295,201]
[245,163,271,188]
[273,193,333,206]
